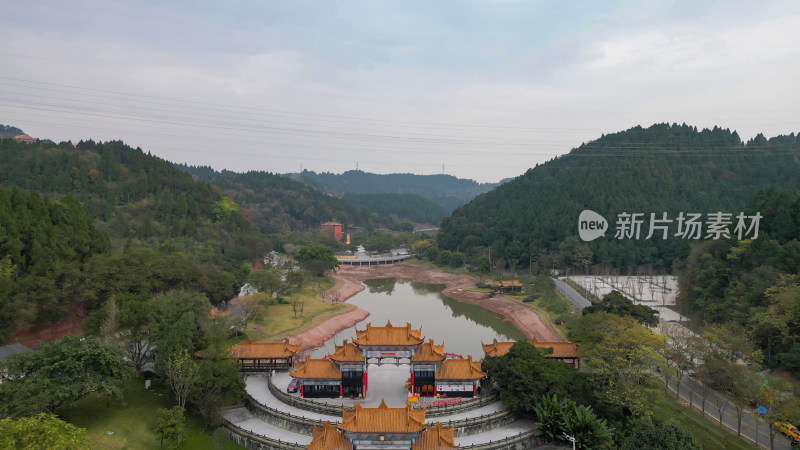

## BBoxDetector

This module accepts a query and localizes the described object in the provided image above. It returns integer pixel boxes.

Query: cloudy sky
[1,1,799,182]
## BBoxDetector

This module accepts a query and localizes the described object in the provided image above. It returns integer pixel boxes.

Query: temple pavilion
[305,400,457,449]
[287,321,487,399]
[198,338,299,372]
[482,337,584,369]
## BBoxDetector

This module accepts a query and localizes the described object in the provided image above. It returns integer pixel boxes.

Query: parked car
[287,378,300,393]
[775,422,800,442]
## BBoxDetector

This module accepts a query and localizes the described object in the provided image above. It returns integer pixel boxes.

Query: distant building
[13,134,36,144]
[321,222,343,241]
[493,280,523,293]
[482,337,584,369]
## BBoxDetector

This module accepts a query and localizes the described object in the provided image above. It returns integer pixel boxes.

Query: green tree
[295,243,339,276]
[0,413,90,450]
[583,290,658,327]
[0,335,133,417]
[166,349,199,409]
[191,358,245,429]
[532,394,614,450]
[579,313,666,417]
[154,406,186,449]
[482,342,592,416]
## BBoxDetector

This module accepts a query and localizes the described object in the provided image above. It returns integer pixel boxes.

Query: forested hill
[0,137,276,343]
[177,164,377,233]
[438,123,800,272]
[285,170,499,213]
[342,192,445,224]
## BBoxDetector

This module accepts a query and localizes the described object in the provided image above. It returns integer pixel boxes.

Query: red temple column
[300,385,304,398]
[410,371,415,395]
[473,383,477,397]
[339,385,343,398]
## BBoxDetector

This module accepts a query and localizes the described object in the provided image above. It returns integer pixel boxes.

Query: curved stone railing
[459,427,543,450]
[266,372,500,417]
[424,391,501,417]
[247,388,513,438]
[266,374,343,416]
[223,418,306,450]
[438,410,516,437]
[244,393,329,435]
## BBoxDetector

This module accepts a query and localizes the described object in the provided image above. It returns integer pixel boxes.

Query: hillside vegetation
[439,123,800,272]
[288,169,498,213]
[178,164,378,233]
[342,192,444,224]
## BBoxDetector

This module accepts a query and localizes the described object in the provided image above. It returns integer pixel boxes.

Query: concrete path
[246,376,340,422]
[553,278,591,310]
[453,419,535,446]
[223,407,312,445]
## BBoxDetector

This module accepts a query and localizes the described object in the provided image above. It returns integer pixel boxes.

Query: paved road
[553,278,591,310]
[665,376,792,449]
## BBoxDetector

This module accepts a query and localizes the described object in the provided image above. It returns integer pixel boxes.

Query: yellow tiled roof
[530,337,584,358]
[290,357,342,380]
[412,339,446,362]
[339,400,427,434]
[227,338,299,359]
[306,422,350,449]
[330,339,364,363]
[435,356,486,380]
[352,321,424,346]
[481,338,515,357]
[414,423,457,449]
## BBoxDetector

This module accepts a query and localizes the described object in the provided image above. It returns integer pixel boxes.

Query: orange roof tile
[493,280,523,287]
[530,337,584,359]
[306,422,351,449]
[290,357,342,380]
[226,338,299,359]
[13,134,35,141]
[330,339,364,363]
[481,338,515,358]
[414,423,457,449]
[412,339,446,362]
[352,321,424,347]
[339,400,427,434]
[435,356,486,380]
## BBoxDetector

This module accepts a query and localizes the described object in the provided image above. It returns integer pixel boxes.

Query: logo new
[578,210,608,241]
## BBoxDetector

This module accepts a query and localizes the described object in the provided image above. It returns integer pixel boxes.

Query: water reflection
[310,278,526,358]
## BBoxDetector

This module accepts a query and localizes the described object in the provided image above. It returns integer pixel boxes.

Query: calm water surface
[310,278,525,359]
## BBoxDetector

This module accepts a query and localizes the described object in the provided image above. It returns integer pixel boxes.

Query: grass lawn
[646,382,756,450]
[246,276,356,342]
[61,377,243,450]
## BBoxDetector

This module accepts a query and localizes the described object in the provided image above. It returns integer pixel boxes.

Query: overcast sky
[1,1,799,182]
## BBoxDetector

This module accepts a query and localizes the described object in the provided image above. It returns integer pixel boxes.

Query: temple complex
[305,400,456,449]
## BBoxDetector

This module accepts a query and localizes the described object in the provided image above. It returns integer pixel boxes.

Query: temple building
[434,356,486,398]
[410,339,446,396]
[492,280,523,293]
[482,337,584,369]
[329,339,367,397]
[352,321,424,366]
[198,338,299,372]
[306,400,456,449]
[290,357,343,398]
